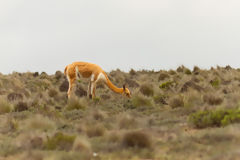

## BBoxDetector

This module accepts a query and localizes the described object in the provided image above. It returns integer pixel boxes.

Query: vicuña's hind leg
[92,82,96,98]
[67,78,76,99]
[88,81,92,99]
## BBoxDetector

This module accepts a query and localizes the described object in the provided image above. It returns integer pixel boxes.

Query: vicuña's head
[123,84,131,98]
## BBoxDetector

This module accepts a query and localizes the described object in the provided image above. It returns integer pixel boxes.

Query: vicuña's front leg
[67,78,76,99]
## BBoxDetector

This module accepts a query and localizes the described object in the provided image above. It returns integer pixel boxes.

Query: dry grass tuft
[0,98,14,114]
[48,88,59,98]
[66,97,87,110]
[122,130,152,148]
[86,124,105,138]
[44,132,76,151]
[72,136,92,153]
[139,84,154,96]
[169,96,184,108]
[158,73,170,81]
[22,114,55,131]
[7,92,23,101]
[203,94,223,105]
[118,114,138,129]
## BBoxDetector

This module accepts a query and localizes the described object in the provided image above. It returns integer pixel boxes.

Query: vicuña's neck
[103,73,124,94]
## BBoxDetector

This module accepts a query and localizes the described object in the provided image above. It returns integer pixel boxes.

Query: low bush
[189,108,240,128]
[122,130,152,148]
[44,132,76,151]
[158,73,169,81]
[48,88,59,98]
[0,98,13,114]
[140,84,154,96]
[169,96,184,108]
[66,97,87,111]
[86,124,105,138]
[130,95,152,108]
[159,81,174,90]
[210,79,220,88]
[203,94,223,105]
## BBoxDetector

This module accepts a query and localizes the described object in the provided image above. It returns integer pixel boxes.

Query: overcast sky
[0,0,240,74]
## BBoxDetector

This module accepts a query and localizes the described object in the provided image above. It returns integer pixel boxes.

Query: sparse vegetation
[189,108,240,128]
[0,66,240,159]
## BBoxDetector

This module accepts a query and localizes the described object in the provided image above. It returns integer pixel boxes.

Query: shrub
[75,86,87,97]
[48,88,58,98]
[59,80,69,92]
[86,124,105,138]
[15,101,28,112]
[184,68,192,75]
[193,66,200,73]
[122,130,152,148]
[159,81,174,90]
[168,70,176,75]
[23,114,55,131]
[180,81,203,92]
[55,71,63,80]
[119,115,138,129]
[44,132,76,151]
[153,94,168,105]
[210,79,220,88]
[7,92,23,101]
[131,95,152,108]
[139,84,154,96]
[0,98,13,114]
[169,96,184,108]
[189,108,240,128]
[66,97,87,111]
[72,136,92,153]
[158,73,169,81]
[129,68,137,76]
[125,78,139,88]
[203,94,223,105]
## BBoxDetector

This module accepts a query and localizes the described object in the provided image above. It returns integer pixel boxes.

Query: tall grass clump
[0,98,14,114]
[66,97,87,111]
[122,130,152,149]
[139,84,154,96]
[131,94,152,108]
[44,132,76,151]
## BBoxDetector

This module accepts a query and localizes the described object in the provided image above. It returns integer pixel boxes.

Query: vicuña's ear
[123,84,126,91]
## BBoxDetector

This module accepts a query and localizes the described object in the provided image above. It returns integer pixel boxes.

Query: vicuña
[64,62,131,99]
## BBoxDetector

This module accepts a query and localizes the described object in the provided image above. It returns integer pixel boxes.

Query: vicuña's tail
[64,65,68,76]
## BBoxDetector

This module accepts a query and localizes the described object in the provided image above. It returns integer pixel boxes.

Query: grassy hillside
[0,65,240,160]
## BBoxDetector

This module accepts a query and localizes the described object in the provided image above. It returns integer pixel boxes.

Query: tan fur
[64,62,131,99]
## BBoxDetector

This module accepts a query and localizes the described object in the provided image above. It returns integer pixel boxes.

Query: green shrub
[210,79,220,88]
[44,132,76,151]
[140,84,154,96]
[189,108,240,128]
[0,98,13,114]
[184,69,192,75]
[159,81,174,90]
